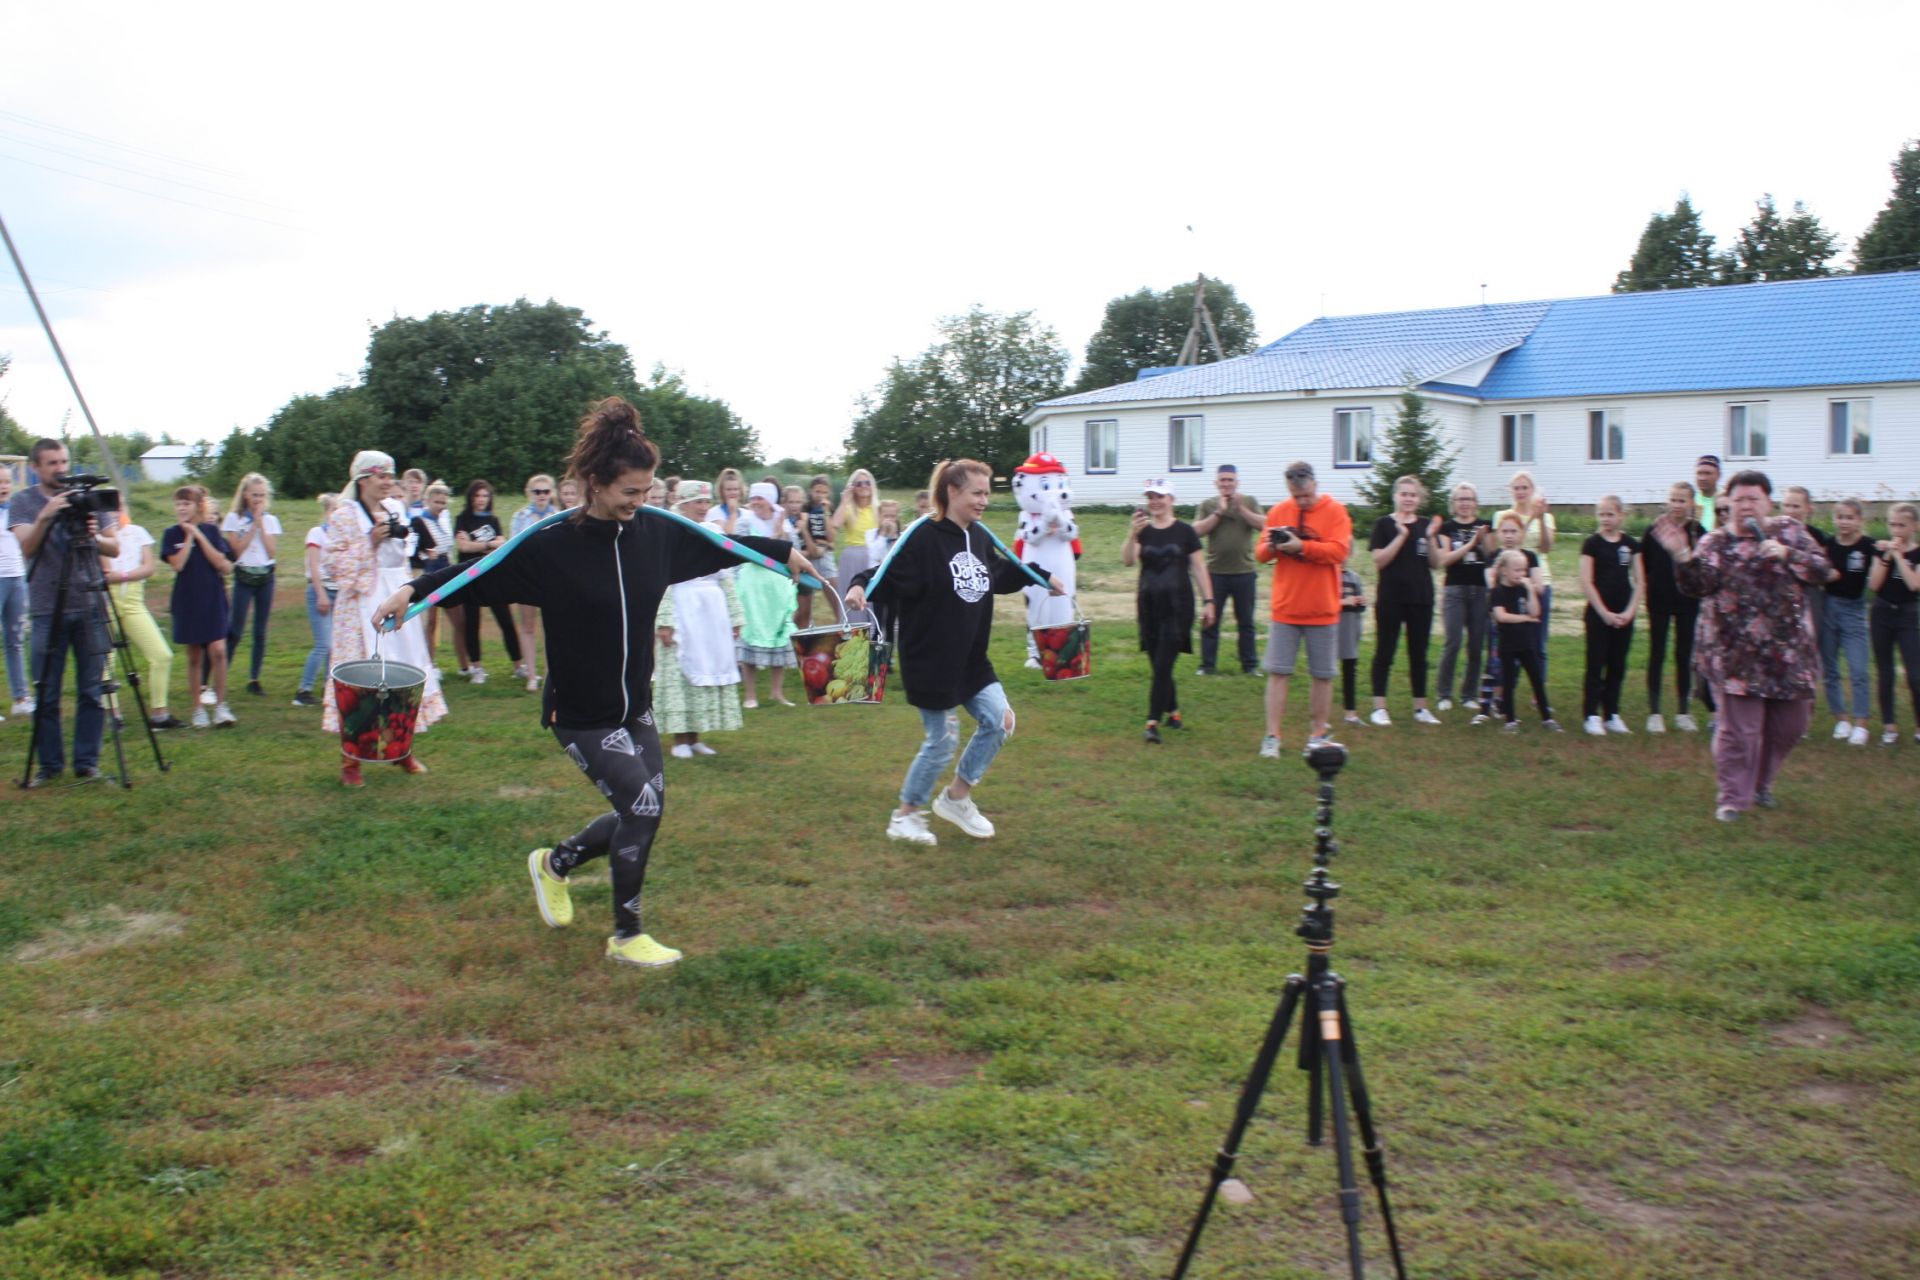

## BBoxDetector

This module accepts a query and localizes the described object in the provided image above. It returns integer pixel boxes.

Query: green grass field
[1,489,1916,1278]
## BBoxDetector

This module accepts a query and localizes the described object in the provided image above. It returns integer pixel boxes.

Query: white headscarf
[342,449,396,499]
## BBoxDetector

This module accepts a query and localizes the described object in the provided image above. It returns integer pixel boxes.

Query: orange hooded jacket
[1254,496,1352,627]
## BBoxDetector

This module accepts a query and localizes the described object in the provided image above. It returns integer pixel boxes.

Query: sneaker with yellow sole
[527,847,573,928]
[606,933,682,968]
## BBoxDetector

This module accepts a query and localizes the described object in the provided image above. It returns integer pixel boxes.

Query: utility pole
[1176,273,1228,366]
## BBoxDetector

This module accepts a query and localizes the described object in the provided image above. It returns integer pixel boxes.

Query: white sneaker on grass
[886,808,937,845]
[199,687,216,707]
[1259,735,1282,758]
[1673,713,1699,732]
[468,666,488,685]
[1437,698,1453,712]
[932,787,994,838]
[1849,725,1869,747]
[10,698,32,716]
[690,742,717,756]
[191,707,210,729]
[1369,708,1392,727]
[1413,708,1442,725]
[1605,715,1630,734]
[1832,719,1853,740]
[1646,713,1666,734]
[1584,715,1605,736]
[213,703,237,727]
[670,743,694,759]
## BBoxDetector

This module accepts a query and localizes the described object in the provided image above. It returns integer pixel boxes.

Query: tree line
[1614,140,1920,292]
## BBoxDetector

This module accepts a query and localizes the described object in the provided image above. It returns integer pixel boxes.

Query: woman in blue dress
[160,484,235,727]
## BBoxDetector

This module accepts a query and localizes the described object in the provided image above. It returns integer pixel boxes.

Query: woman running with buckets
[844,458,1065,847]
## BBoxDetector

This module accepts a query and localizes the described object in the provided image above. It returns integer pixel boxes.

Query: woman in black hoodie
[374,397,809,970]
[845,458,1063,847]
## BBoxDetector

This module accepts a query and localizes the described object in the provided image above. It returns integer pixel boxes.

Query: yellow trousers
[111,583,173,712]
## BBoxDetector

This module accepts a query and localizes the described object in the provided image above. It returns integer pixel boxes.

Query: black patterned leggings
[548,713,666,939]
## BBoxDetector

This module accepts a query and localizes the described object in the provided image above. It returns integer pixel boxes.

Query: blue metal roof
[1037,273,1920,410]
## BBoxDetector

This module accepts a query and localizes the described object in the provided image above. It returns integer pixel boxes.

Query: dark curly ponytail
[567,396,660,518]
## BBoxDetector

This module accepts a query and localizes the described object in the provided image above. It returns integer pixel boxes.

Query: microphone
[1744,517,1767,540]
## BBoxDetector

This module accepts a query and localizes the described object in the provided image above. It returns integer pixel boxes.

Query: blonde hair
[781,484,805,503]
[318,493,340,514]
[1670,480,1696,501]
[425,481,452,500]
[927,459,992,520]
[714,468,746,505]
[229,472,272,516]
[1495,549,1528,573]
[1392,474,1427,499]
[1452,482,1478,502]
[1509,469,1537,492]
[1595,494,1622,513]
[525,473,555,496]
[1891,502,1919,525]
[842,467,878,509]
[1784,484,1811,503]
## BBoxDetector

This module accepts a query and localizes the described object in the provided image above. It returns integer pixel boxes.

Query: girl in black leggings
[1367,475,1440,725]
[1641,482,1703,733]
[1123,482,1213,743]
[1578,495,1644,735]
[378,397,809,969]
[1867,502,1920,746]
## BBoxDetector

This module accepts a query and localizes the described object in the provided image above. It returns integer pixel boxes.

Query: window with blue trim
[1169,416,1204,471]
[1587,409,1624,462]
[1828,400,1871,456]
[1085,420,1118,473]
[1333,408,1373,467]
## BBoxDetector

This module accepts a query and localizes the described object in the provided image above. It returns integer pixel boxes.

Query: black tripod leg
[1301,976,1325,1146]
[1315,983,1367,1279]
[1337,988,1406,1280]
[1171,975,1305,1280]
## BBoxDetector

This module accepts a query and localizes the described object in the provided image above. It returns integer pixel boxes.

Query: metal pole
[0,208,126,490]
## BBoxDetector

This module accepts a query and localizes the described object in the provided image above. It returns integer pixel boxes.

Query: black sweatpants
[1583,608,1634,719]
[1200,572,1259,672]
[1645,599,1698,715]
[1870,601,1920,725]
[1146,625,1182,723]
[1371,596,1433,699]
[547,714,666,939]
[1341,657,1359,713]
[1500,647,1552,723]
[465,600,523,666]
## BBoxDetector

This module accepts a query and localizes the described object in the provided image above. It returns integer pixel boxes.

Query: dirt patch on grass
[258,1037,536,1102]
[497,784,553,799]
[1799,1081,1874,1107]
[1765,1007,1859,1048]
[868,1051,988,1088]
[14,906,186,963]
[728,1143,878,1209]
[1607,951,1660,971]
[1551,822,1612,834]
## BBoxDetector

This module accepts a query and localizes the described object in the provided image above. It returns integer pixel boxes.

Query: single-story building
[1024,271,1920,510]
[139,445,199,484]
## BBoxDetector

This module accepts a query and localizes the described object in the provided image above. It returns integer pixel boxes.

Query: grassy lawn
[1,489,1916,1278]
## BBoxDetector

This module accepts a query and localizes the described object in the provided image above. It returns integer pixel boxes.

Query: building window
[1587,409,1624,462]
[1085,419,1118,473]
[1829,400,1871,456]
[1726,402,1768,458]
[1500,413,1535,464]
[1169,415,1204,471]
[1030,425,1047,456]
[1333,408,1373,467]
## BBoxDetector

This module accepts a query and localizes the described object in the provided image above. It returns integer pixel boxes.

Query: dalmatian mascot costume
[1011,453,1080,667]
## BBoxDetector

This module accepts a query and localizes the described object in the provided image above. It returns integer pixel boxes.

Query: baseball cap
[1216,463,1238,474]
[1284,461,1316,482]
[1143,477,1176,497]
[1696,454,1722,469]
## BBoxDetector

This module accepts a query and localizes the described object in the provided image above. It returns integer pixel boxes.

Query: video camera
[1267,525,1316,548]
[51,472,122,522]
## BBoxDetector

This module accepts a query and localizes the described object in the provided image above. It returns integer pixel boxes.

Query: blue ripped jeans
[901,681,1012,809]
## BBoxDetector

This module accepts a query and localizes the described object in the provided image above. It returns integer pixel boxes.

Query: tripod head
[1296,741,1348,953]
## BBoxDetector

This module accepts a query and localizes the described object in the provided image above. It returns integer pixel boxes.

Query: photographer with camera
[1254,461,1352,758]
[8,438,121,786]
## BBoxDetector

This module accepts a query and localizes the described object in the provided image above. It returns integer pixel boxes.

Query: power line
[0,106,244,178]
[0,129,296,213]
[0,150,310,233]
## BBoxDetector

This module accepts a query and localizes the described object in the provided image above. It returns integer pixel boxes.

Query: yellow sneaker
[606,933,682,968]
[527,848,573,928]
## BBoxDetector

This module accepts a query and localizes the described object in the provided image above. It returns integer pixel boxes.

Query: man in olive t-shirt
[1193,464,1265,673]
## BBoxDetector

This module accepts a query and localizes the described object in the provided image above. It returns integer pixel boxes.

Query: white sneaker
[670,743,693,758]
[932,787,995,838]
[1882,728,1900,746]
[887,809,938,845]
[526,677,541,693]
[1584,715,1605,736]
[199,688,216,707]
[1369,708,1392,727]
[1646,713,1666,734]
[214,703,237,727]
[690,742,717,756]
[9,698,30,716]
[1024,657,1042,670]
[1258,735,1282,758]
[1437,698,1453,712]
[1832,719,1853,740]
[1849,726,1869,747]
[1605,715,1630,734]
[1470,713,1491,726]
[469,667,488,685]
[1413,708,1442,725]
[1673,713,1699,733]
[191,707,210,729]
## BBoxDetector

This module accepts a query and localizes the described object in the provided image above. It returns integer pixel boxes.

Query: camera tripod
[17,515,169,789]
[1172,741,1405,1279]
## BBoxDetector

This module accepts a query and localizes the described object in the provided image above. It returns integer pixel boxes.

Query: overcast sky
[3,0,1915,468]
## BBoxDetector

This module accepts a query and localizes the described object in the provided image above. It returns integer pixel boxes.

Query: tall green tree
[1854,139,1920,275]
[1724,195,1840,283]
[845,306,1069,485]
[1613,195,1721,292]
[631,365,762,480]
[1353,387,1456,514]
[256,387,381,497]
[0,354,33,455]
[1071,277,1259,392]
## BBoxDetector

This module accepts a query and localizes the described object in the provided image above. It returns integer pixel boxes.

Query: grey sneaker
[932,788,994,838]
[1755,788,1778,809]
[1258,735,1281,759]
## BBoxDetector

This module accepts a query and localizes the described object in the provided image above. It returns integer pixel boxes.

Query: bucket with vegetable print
[331,641,426,761]
[1029,600,1091,681]
[791,586,890,705]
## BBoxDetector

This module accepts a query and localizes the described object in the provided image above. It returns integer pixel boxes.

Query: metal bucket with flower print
[331,647,426,762]
[1029,600,1091,681]
[791,585,890,705]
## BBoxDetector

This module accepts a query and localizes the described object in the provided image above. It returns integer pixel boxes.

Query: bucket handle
[821,579,879,633]
[368,626,392,693]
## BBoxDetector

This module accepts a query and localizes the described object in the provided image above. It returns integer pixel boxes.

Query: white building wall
[1031,381,1920,511]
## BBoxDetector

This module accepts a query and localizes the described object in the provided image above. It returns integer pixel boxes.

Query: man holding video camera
[1253,460,1352,757]
[8,438,120,786]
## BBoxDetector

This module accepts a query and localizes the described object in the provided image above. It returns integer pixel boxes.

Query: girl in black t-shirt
[1490,551,1559,731]
[1578,495,1644,734]
[1123,483,1214,743]
[1367,476,1441,726]
[1867,502,1920,745]
[1821,499,1875,742]
[451,479,524,683]
[1640,482,1704,733]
